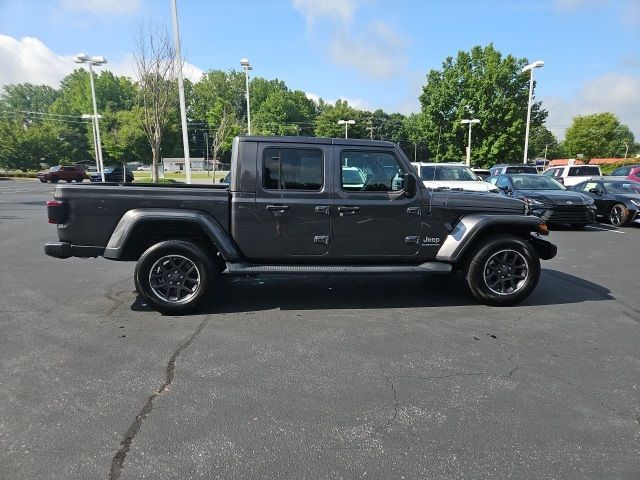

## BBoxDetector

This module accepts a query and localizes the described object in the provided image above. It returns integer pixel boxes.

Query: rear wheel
[135,239,215,314]
[463,234,540,306]
[608,203,629,227]
[76,176,84,182]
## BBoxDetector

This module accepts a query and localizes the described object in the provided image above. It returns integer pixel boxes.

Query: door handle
[406,206,420,215]
[315,205,330,214]
[337,206,360,213]
[266,204,289,211]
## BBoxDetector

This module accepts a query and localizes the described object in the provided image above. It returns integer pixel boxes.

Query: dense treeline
[0,44,636,173]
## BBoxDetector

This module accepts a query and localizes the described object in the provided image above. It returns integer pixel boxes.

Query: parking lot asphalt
[1,179,639,480]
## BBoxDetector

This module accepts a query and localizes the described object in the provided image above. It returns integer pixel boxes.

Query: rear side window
[263,148,323,191]
[568,166,600,176]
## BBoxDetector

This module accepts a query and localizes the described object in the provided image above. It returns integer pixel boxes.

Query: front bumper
[44,241,105,259]
[528,236,557,260]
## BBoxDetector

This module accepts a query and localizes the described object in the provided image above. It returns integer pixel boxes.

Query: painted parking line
[584,225,626,234]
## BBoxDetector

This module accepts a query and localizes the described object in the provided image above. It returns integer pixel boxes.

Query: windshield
[611,166,633,176]
[604,182,640,194]
[49,166,61,171]
[510,174,565,191]
[420,165,477,181]
[506,166,538,174]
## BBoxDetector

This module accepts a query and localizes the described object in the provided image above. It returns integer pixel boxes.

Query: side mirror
[404,172,417,197]
[588,188,601,195]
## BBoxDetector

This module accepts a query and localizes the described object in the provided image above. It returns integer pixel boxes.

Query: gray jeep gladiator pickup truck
[45,136,556,314]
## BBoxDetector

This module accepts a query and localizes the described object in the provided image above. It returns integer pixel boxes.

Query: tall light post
[81,114,102,173]
[461,119,480,167]
[74,53,107,182]
[522,60,544,164]
[338,119,355,138]
[171,0,192,184]
[240,58,252,135]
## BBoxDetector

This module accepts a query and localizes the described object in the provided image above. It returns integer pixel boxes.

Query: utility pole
[624,142,629,158]
[205,131,209,177]
[366,125,374,140]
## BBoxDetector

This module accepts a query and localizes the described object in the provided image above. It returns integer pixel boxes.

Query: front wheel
[135,239,215,314]
[463,235,540,306]
[608,203,629,227]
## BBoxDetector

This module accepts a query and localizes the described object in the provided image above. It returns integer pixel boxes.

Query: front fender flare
[435,214,544,263]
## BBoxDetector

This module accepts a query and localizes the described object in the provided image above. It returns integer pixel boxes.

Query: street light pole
[461,119,480,167]
[522,60,544,164]
[171,0,192,184]
[240,58,252,135]
[338,119,355,138]
[74,53,107,182]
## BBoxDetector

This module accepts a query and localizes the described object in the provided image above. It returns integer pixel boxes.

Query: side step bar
[226,262,452,275]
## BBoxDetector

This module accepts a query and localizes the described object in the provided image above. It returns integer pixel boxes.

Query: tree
[253,89,315,136]
[134,26,179,182]
[528,125,561,159]
[101,107,149,165]
[314,100,365,138]
[563,113,635,159]
[418,44,548,165]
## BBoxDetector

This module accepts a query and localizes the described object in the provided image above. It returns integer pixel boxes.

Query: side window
[581,182,598,192]
[340,151,404,192]
[263,148,323,191]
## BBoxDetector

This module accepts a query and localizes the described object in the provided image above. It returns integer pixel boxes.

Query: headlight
[522,197,544,206]
[631,199,640,207]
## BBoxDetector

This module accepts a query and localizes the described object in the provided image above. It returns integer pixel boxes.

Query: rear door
[254,143,332,258]
[331,147,421,259]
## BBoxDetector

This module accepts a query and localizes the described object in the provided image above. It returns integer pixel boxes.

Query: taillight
[47,200,68,224]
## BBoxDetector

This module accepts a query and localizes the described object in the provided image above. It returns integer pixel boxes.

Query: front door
[331,147,422,259]
[254,144,332,258]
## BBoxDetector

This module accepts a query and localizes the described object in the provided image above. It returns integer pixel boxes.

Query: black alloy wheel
[135,239,215,314]
[608,203,629,227]
[464,234,540,306]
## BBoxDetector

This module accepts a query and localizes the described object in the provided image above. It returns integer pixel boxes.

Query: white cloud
[305,92,371,110]
[0,34,203,90]
[59,0,141,16]
[544,72,640,139]
[292,0,407,81]
[291,0,360,25]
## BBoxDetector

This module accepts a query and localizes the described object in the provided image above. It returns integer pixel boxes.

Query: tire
[570,223,588,229]
[134,239,215,314]
[65,179,72,183]
[463,234,540,307]
[608,203,629,227]
[76,176,84,182]
[39,179,47,183]
[50,176,59,183]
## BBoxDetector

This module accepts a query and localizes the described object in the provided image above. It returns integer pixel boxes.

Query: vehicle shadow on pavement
[130,268,613,314]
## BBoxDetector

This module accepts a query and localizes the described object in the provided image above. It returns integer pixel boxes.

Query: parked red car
[37,165,87,183]
[610,164,640,182]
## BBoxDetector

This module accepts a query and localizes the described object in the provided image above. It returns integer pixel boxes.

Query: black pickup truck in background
[45,136,556,314]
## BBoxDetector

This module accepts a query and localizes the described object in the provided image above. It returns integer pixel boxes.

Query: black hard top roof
[236,135,397,147]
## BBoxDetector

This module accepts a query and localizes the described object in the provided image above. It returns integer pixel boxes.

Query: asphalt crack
[108,315,211,480]
[380,364,400,427]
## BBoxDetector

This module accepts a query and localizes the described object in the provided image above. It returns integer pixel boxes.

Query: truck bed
[54,183,230,247]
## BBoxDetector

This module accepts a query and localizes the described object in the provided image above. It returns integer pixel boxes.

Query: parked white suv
[411,162,498,192]
[542,165,602,187]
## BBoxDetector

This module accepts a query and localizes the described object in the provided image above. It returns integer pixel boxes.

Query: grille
[539,206,594,224]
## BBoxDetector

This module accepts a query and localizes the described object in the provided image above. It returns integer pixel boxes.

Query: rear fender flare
[103,208,242,261]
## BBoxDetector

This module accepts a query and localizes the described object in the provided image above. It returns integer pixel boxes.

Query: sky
[1,0,639,139]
